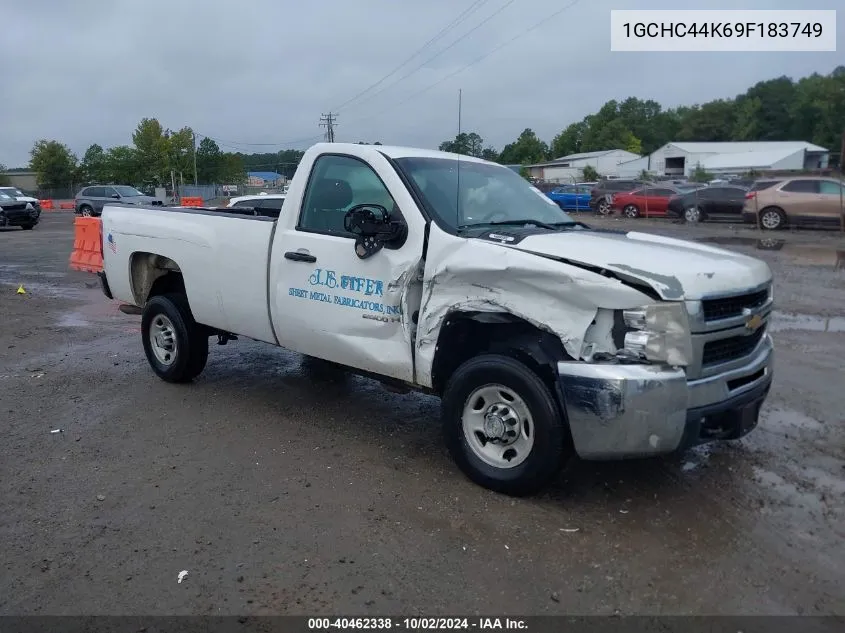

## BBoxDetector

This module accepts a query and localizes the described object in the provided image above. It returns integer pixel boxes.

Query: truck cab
[97,143,774,496]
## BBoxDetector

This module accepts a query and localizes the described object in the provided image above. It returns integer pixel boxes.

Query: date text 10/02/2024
[308,617,528,630]
[288,268,401,316]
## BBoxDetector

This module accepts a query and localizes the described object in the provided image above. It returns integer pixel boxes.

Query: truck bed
[101,204,278,344]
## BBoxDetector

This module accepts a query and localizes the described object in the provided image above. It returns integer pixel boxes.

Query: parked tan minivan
[742,176,845,230]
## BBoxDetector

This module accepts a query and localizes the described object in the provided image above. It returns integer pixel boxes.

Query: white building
[645,141,829,177]
[526,149,642,181]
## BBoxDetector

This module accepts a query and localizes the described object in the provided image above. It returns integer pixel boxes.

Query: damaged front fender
[414,226,656,388]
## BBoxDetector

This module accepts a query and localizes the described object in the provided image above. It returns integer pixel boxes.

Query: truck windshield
[393,157,575,232]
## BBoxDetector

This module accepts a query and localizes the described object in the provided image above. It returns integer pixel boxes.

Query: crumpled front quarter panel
[414,226,654,388]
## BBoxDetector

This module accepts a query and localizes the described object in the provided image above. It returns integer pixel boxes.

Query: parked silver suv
[74,185,162,217]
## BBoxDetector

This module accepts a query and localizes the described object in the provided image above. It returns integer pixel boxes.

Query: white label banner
[610,10,837,52]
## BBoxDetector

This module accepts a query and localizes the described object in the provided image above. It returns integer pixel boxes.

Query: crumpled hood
[508,229,772,300]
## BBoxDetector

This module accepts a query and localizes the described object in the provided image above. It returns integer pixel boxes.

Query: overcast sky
[1,0,841,167]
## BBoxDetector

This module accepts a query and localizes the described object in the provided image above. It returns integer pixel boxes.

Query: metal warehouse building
[645,141,830,177]
[526,149,642,182]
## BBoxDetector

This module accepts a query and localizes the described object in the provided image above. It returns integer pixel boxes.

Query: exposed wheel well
[130,252,185,305]
[430,312,572,399]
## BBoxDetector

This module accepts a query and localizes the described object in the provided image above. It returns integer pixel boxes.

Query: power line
[319,113,338,142]
[331,0,491,112]
[339,0,517,115]
[345,0,581,128]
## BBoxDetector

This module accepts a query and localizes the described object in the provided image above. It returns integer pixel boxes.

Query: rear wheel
[759,207,786,230]
[441,354,569,496]
[141,293,209,383]
[596,199,611,215]
[80,205,94,217]
[684,206,703,223]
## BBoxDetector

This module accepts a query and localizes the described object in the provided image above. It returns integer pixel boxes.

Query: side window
[104,187,118,198]
[819,181,844,195]
[87,187,105,198]
[650,188,675,197]
[232,200,257,208]
[781,180,819,193]
[298,155,396,236]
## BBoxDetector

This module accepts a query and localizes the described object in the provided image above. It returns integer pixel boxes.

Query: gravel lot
[1,212,844,617]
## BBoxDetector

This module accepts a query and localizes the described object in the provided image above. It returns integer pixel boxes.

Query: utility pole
[192,131,198,185]
[319,113,337,142]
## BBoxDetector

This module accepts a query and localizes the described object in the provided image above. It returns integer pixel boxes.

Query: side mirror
[343,204,408,259]
[111,194,121,199]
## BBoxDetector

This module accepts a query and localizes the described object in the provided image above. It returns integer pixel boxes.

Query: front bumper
[0,207,40,226]
[557,335,773,459]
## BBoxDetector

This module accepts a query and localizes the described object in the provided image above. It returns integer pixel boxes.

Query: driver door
[270,153,423,381]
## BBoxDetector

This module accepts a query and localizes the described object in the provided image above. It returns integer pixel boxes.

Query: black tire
[79,205,94,217]
[141,293,209,383]
[596,199,611,215]
[684,206,704,223]
[759,207,786,231]
[623,204,640,218]
[441,354,569,496]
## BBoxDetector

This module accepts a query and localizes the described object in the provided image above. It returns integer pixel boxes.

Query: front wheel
[441,354,570,496]
[141,293,209,383]
[623,204,640,218]
[596,199,611,215]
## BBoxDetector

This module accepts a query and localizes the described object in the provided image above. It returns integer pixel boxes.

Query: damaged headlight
[617,302,693,366]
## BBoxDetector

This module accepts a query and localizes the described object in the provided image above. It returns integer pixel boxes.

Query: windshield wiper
[487,219,562,230]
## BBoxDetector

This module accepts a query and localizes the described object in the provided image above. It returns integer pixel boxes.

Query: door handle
[284,251,317,263]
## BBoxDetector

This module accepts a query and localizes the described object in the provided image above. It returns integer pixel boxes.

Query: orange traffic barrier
[40,199,54,209]
[180,196,203,207]
[69,217,104,273]
[59,201,75,209]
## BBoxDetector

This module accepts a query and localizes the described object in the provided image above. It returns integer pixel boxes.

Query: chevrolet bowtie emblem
[745,314,763,331]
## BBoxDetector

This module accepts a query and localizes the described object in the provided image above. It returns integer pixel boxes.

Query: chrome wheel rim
[684,207,700,222]
[597,201,610,215]
[624,205,638,218]
[761,211,781,229]
[81,207,92,217]
[461,384,534,469]
[149,314,177,365]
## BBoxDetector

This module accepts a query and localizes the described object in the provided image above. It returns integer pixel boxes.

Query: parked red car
[610,185,699,218]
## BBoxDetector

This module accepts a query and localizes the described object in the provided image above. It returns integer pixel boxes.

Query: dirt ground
[1,212,843,617]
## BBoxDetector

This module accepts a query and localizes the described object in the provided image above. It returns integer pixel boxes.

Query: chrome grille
[702,288,769,321]
[702,327,766,366]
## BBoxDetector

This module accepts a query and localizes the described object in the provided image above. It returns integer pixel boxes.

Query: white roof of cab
[308,142,493,164]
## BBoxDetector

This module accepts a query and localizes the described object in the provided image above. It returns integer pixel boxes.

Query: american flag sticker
[107,233,116,254]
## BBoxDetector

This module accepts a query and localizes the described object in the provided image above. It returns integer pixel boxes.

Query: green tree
[103,146,139,184]
[219,153,246,184]
[29,139,78,190]
[689,163,712,183]
[498,128,549,165]
[0,164,10,186]
[438,132,485,157]
[196,137,222,184]
[81,144,108,183]
[166,126,194,181]
[132,117,169,185]
[550,122,586,158]
[581,165,599,181]
[480,147,499,161]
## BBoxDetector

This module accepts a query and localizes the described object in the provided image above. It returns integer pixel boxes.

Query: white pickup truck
[96,143,774,495]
